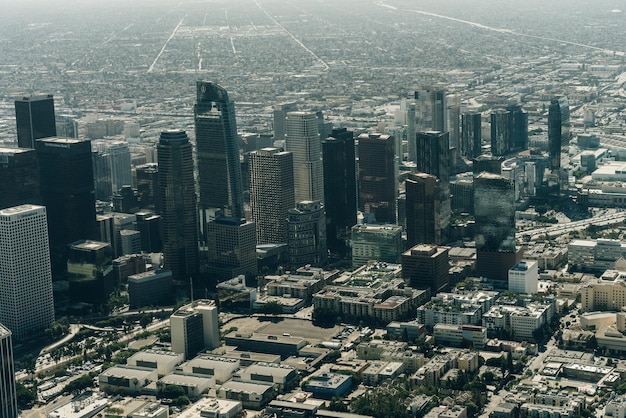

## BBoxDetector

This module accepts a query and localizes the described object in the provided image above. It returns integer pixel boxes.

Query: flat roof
[0,204,44,216]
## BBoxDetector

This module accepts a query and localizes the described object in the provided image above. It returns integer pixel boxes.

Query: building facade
[474,172,520,280]
[322,128,357,256]
[461,112,481,159]
[402,244,450,294]
[351,224,403,268]
[358,133,396,223]
[15,94,57,148]
[35,137,97,276]
[170,300,220,360]
[207,217,257,282]
[249,148,294,245]
[405,172,443,246]
[287,201,327,269]
[0,324,17,418]
[0,147,40,211]
[195,81,244,220]
[157,130,199,282]
[284,111,324,203]
[0,205,54,340]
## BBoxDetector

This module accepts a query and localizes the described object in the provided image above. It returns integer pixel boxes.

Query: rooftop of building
[0,204,44,216]
[159,373,213,386]
[69,240,110,251]
[178,398,241,418]
[128,349,183,363]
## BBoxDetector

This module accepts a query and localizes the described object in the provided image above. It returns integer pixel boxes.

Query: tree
[258,301,283,315]
[160,384,185,399]
[16,382,37,410]
[140,314,152,330]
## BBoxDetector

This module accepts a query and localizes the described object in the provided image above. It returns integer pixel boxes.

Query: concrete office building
[0,205,54,340]
[170,300,220,360]
[249,148,294,245]
[0,324,17,418]
[402,244,450,294]
[128,269,174,308]
[508,260,538,294]
[207,217,257,282]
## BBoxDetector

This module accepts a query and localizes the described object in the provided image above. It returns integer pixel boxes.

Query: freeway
[519,211,626,239]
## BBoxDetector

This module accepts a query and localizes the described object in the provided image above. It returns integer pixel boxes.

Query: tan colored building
[581,275,626,312]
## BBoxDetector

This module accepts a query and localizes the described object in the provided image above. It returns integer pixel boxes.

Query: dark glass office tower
[15,95,57,149]
[405,172,442,246]
[157,130,199,282]
[548,98,562,171]
[474,172,521,280]
[67,240,114,305]
[35,138,97,276]
[194,81,244,221]
[322,128,357,256]
[430,89,446,132]
[0,147,40,210]
[461,112,482,159]
[416,131,450,242]
[490,109,510,156]
[507,104,528,151]
[135,163,159,213]
[358,133,396,224]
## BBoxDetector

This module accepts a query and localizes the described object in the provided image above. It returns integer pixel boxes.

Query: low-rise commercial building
[158,373,215,399]
[180,356,240,384]
[99,366,157,394]
[127,350,184,377]
[304,372,352,399]
[178,397,242,418]
[217,380,275,409]
[236,362,299,393]
[224,332,306,359]
[433,324,487,348]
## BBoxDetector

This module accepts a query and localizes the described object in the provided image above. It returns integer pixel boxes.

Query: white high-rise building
[0,323,17,418]
[284,111,324,203]
[0,205,55,340]
[508,260,539,294]
[170,300,219,360]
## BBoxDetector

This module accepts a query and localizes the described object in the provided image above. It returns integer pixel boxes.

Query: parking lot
[225,317,341,345]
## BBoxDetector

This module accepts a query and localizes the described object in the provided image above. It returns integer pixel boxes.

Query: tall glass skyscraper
[358,133,396,224]
[0,147,40,210]
[14,95,57,149]
[35,137,97,276]
[285,111,324,203]
[461,112,482,159]
[194,81,244,220]
[322,128,357,256]
[474,172,521,280]
[157,130,199,282]
[548,98,562,171]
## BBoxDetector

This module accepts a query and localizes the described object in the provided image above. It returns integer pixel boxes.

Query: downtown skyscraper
[249,148,295,245]
[14,95,57,149]
[284,111,324,203]
[35,137,97,276]
[322,128,357,256]
[0,205,55,341]
[0,323,17,418]
[195,81,244,221]
[416,131,450,243]
[0,147,40,210]
[358,133,396,224]
[157,130,199,282]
